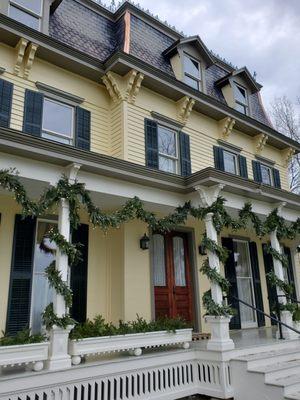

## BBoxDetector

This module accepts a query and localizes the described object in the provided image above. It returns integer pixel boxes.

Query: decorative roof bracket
[176,96,195,125]
[281,147,295,167]
[253,133,268,154]
[24,43,39,79]
[14,38,28,75]
[102,69,144,104]
[218,116,235,140]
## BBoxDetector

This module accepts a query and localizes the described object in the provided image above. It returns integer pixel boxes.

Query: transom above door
[152,231,193,323]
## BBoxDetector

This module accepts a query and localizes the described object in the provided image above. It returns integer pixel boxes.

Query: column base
[276,311,299,340]
[205,316,235,351]
[46,325,73,371]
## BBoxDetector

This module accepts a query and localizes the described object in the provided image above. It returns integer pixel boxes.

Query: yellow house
[0,1,299,399]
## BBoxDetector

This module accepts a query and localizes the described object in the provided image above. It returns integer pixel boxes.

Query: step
[268,373,300,395]
[249,358,300,380]
[234,347,300,369]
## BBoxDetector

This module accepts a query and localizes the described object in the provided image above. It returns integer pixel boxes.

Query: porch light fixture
[198,244,207,256]
[140,233,150,250]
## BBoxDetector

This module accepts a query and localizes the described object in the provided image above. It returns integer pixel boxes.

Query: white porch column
[195,184,234,351]
[47,163,81,371]
[270,202,297,340]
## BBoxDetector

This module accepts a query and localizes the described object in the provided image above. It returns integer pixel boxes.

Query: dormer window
[183,53,201,90]
[9,0,43,30]
[234,83,248,115]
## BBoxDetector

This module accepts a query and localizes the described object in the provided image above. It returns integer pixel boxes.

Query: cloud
[118,0,300,110]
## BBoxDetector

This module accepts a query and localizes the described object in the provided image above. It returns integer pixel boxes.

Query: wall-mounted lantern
[140,233,150,250]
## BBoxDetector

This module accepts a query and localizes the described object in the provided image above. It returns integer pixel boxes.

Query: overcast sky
[113,0,300,112]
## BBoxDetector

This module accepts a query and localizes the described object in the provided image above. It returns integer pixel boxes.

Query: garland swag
[0,168,299,326]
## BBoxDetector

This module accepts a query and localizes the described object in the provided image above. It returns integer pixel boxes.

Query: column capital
[65,163,81,183]
[194,184,225,207]
[274,201,286,216]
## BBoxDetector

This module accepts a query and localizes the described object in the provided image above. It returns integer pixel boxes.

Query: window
[42,98,74,145]
[234,83,248,115]
[183,54,201,90]
[158,125,179,174]
[260,163,272,186]
[9,0,43,30]
[223,150,238,175]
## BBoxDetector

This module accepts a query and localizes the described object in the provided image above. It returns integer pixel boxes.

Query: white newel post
[269,203,297,340]
[47,163,81,371]
[195,184,234,351]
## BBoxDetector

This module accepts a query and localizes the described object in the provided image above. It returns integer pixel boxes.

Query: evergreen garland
[265,245,289,269]
[0,168,299,325]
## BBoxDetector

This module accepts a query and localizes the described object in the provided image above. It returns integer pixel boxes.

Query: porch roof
[0,126,300,214]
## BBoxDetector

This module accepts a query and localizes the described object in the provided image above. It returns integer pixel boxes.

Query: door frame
[149,227,201,332]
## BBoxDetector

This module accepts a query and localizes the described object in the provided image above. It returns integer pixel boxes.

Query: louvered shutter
[213,146,225,171]
[0,78,13,128]
[6,215,36,335]
[272,168,281,189]
[145,118,158,169]
[238,155,248,178]
[252,160,262,183]
[249,242,265,327]
[23,90,44,136]
[179,132,191,176]
[70,224,89,323]
[222,237,241,329]
[262,243,277,325]
[75,107,91,150]
[284,247,296,300]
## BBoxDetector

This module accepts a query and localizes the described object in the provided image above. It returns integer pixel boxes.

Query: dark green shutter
[249,242,265,327]
[284,247,296,300]
[238,155,248,178]
[71,224,89,323]
[262,243,277,325]
[252,160,262,183]
[0,78,13,128]
[272,168,281,189]
[23,89,43,136]
[222,237,241,329]
[6,215,36,335]
[213,146,224,171]
[179,132,191,176]
[75,107,91,151]
[145,119,158,169]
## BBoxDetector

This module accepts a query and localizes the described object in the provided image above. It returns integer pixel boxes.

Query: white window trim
[234,82,249,115]
[42,97,75,144]
[183,52,202,91]
[157,123,181,175]
[260,163,273,186]
[223,148,239,175]
[9,0,43,30]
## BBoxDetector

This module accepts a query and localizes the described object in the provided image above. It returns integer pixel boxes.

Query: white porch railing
[0,348,233,400]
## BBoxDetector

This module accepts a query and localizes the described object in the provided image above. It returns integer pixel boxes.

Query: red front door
[152,232,193,323]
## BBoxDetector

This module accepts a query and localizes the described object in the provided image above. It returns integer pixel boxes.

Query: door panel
[153,232,193,323]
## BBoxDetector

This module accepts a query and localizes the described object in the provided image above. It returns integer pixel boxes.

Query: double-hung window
[42,98,74,145]
[223,150,238,175]
[9,0,43,30]
[234,82,248,115]
[260,163,273,186]
[183,54,202,91]
[158,125,179,174]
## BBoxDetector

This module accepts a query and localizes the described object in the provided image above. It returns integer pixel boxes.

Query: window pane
[158,126,176,156]
[153,234,166,287]
[12,0,42,15]
[234,241,251,278]
[159,156,177,173]
[184,75,199,90]
[184,55,200,78]
[235,103,247,114]
[223,151,237,174]
[261,165,272,185]
[42,99,73,137]
[9,5,40,29]
[173,237,186,287]
[234,84,247,104]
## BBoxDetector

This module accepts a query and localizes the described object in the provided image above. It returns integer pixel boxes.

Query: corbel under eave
[14,38,28,75]
[194,184,225,207]
[281,147,295,167]
[253,133,268,154]
[176,96,195,125]
[102,69,144,104]
[23,43,39,79]
[218,116,235,141]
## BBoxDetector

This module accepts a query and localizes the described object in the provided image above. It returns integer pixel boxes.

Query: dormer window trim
[183,52,202,91]
[233,81,249,116]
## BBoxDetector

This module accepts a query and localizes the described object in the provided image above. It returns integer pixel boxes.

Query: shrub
[0,329,46,346]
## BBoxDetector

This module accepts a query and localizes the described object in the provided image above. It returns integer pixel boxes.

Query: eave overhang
[0,15,299,153]
[0,127,299,212]
[215,67,262,93]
